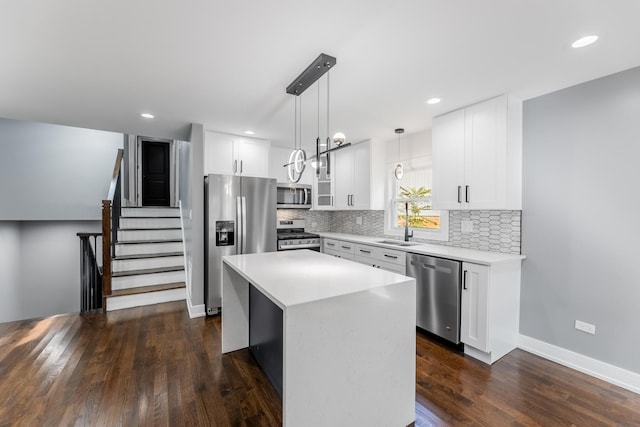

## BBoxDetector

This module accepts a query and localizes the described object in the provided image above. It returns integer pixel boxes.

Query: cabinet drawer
[377,260,406,275]
[378,248,405,266]
[325,247,354,261]
[354,255,406,275]
[354,255,377,268]
[336,241,355,254]
[324,248,340,257]
[323,238,355,254]
[355,243,379,259]
[323,239,339,252]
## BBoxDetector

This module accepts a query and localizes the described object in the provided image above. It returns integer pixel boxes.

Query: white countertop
[222,249,413,309]
[318,232,525,265]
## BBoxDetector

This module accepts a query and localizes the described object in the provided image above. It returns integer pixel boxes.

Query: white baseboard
[518,334,640,395]
[187,299,206,318]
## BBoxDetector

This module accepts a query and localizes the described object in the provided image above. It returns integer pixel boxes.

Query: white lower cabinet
[323,239,405,275]
[460,260,521,364]
[323,239,355,261]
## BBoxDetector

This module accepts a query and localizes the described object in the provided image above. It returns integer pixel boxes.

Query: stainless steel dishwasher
[406,253,462,344]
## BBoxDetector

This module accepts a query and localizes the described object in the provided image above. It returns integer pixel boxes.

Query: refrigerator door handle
[236,196,243,253]
[241,196,247,254]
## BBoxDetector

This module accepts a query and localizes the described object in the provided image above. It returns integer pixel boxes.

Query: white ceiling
[1,1,639,150]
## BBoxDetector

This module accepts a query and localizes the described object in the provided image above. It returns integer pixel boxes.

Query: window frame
[383,158,449,242]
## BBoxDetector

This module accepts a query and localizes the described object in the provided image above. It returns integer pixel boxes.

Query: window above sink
[384,155,449,242]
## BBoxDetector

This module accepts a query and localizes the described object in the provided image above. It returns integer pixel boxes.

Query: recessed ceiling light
[426,98,441,105]
[571,35,598,48]
[140,113,154,119]
[244,130,255,135]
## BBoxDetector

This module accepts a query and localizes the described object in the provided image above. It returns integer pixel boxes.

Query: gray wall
[521,66,640,373]
[0,118,123,220]
[0,222,22,322]
[0,220,100,323]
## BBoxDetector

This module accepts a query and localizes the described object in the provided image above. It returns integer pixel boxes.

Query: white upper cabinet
[432,95,522,210]
[204,131,270,178]
[334,141,371,210]
[432,109,466,209]
[313,152,335,210]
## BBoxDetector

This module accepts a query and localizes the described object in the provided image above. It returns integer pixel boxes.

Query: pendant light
[284,53,351,177]
[394,128,404,180]
[287,95,306,183]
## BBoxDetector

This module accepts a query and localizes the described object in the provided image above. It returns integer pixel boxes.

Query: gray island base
[221,250,416,426]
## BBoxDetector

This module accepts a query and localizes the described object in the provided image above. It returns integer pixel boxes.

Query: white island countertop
[222,249,412,308]
[318,232,525,265]
[221,249,416,426]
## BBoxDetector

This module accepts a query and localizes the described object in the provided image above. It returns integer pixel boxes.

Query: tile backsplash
[276,209,521,254]
[276,209,330,232]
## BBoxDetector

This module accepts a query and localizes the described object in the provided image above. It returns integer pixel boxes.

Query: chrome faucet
[404,202,413,242]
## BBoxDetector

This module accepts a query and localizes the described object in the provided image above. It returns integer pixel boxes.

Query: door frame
[128,136,179,207]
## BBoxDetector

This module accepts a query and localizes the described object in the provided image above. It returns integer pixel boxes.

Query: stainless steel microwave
[276,183,312,209]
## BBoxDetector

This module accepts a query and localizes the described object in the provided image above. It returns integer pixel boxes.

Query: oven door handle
[303,188,308,205]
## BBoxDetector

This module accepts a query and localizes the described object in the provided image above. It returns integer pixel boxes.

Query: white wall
[0,220,100,323]
[176,124,206,317]
[384,129,432,168]
[521,66,640,374]
[0,117,123,220]
[0,222,22,323]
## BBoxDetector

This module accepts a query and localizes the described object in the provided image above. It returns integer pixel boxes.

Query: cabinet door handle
[457,186,462,203]
[351,194,354,206]
[359,249,371,254]
[240,160,243,173]
[233,160,237,173]
[463,270,468,290]
[384,254,398,259]
[341,245,351,250]
[465,185,470,203]
[326,242,335,247]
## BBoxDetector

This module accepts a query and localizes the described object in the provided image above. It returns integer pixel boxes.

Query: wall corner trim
[518,334,640,395]
[187,300,206,318]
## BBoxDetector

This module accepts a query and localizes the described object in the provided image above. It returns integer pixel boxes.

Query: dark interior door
[142,141,170,206]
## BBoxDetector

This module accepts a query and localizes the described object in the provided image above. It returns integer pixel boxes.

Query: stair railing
[101,148,124,309]
[77,232,103,312]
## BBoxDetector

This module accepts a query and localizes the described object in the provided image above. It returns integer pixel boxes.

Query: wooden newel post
[101,199,112,311]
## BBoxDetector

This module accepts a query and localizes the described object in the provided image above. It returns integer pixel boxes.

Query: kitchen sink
[377,239,421,247]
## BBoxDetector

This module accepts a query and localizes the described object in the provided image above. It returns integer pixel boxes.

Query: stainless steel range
[276,220,320,251]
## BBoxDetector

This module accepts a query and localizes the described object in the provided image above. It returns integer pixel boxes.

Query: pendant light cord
[298,96,302,150]
[326,70,330,141]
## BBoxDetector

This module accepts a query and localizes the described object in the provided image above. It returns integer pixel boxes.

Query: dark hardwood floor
[0,301,638,426]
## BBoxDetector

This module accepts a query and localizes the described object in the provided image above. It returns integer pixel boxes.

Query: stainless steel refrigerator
[205,174,276,315]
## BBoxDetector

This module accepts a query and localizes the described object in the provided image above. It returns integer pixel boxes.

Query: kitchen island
[222,250,416,427]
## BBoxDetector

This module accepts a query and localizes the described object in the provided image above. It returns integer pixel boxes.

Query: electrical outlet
[461,220,473,233]
[575,320,596,335]
[356,216,363,225]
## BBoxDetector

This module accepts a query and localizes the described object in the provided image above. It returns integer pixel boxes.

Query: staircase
[105,207,186,311]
